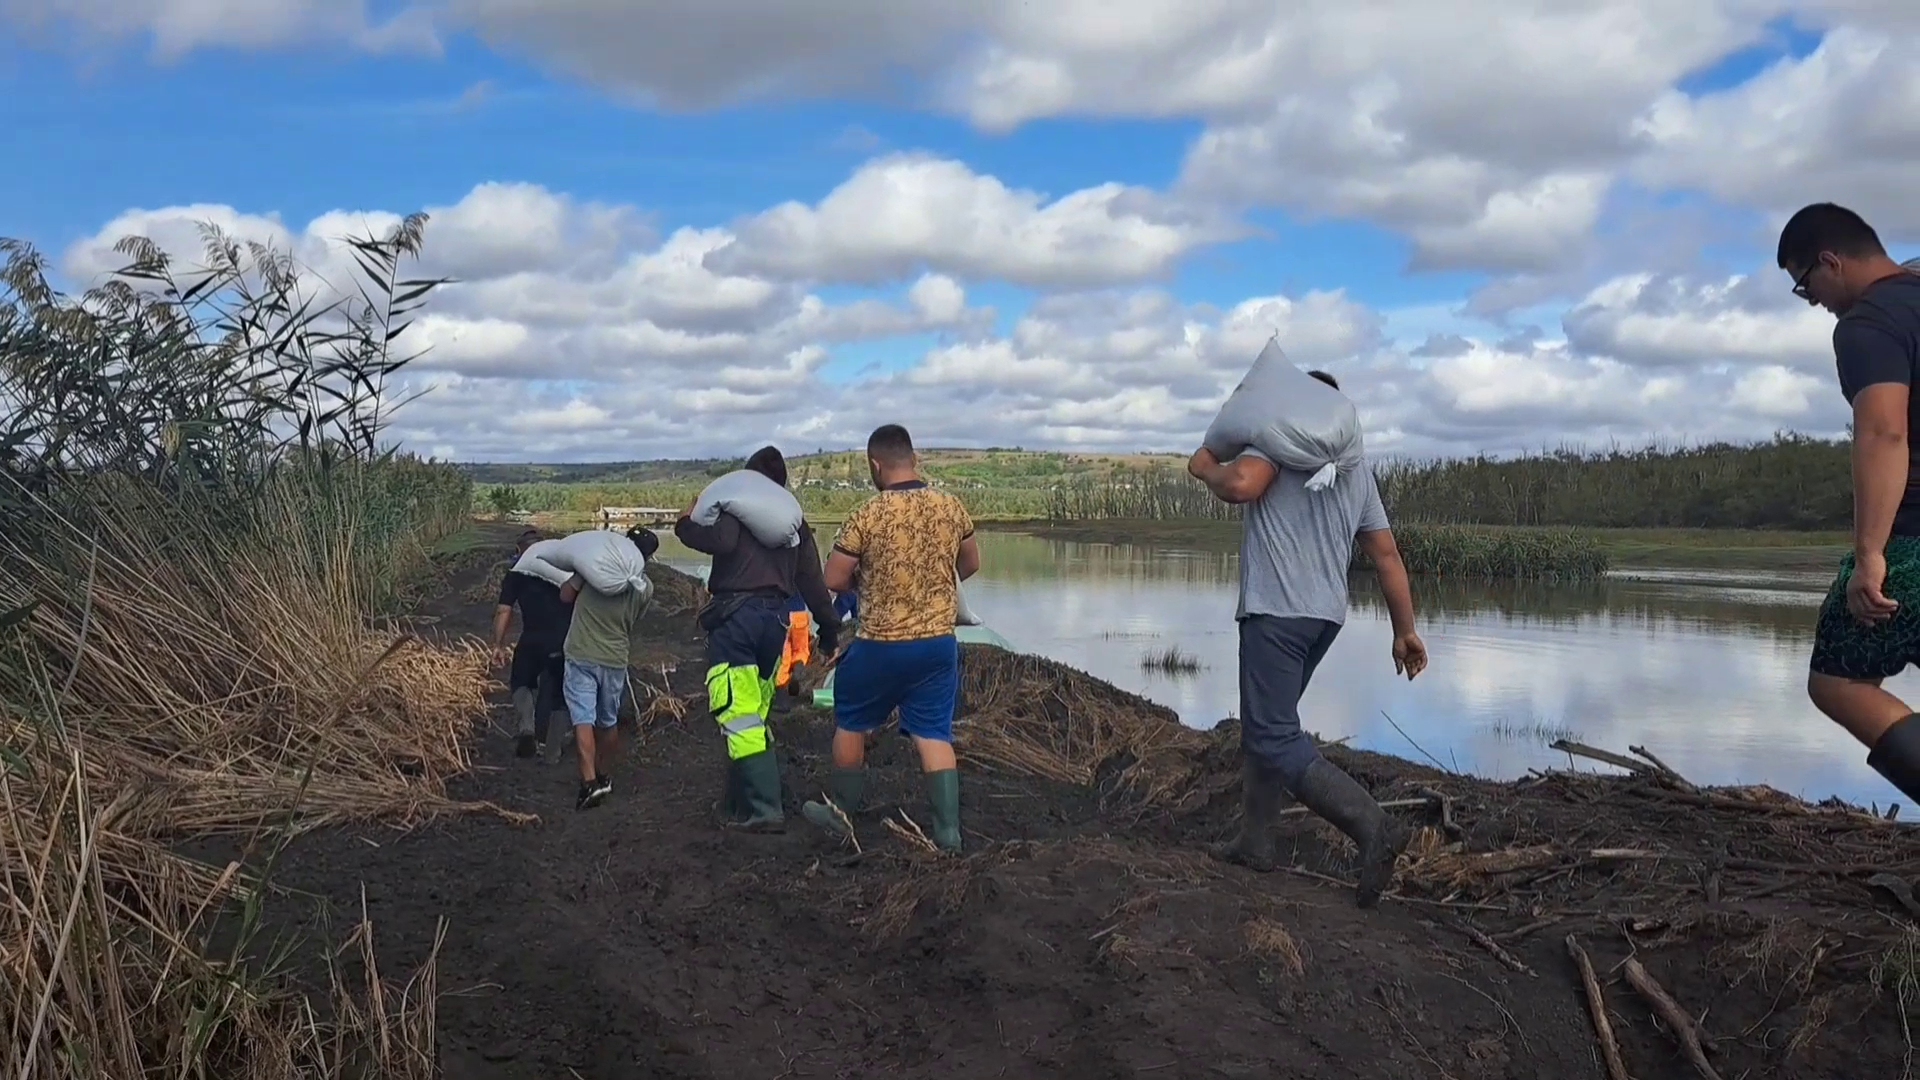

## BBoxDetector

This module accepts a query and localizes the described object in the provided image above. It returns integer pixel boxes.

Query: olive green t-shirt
[563,576,652,668]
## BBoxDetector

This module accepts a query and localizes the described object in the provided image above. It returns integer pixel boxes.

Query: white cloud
[706,153,1237,288]
[17,0,1862,277]
[1633,21,1920,238]
[3,0,436,56]
[48,161,1866,463]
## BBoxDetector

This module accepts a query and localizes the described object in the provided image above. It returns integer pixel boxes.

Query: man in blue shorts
[802,424,982,852]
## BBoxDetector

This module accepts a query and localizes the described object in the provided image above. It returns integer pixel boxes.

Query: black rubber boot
[1292,758,1410,909]
[1209,758,1289,871]
[728,751,787,833]
[1869,713,1920,804]
[801,766,868,837]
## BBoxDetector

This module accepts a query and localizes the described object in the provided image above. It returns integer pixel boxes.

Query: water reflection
[649,528,1910,807]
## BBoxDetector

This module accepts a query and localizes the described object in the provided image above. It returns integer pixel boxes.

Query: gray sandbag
[1201,336,1364,492]
[690,469,805,549]
[515,530,650,596]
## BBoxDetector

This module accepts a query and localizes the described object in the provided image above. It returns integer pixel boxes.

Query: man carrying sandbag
[1188,358,1428,909]
[557,528,658,811]
[490,528,574,762]
[802,424,981,853]
[675,446,840,832]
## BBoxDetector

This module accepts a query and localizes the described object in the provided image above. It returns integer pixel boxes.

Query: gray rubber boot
[1869,713,1920,804]
[512,688,538,757]
[801,766,868,837]
[1209,757,1289,871]
[542,710,567,764]
[1292,758,1410,909]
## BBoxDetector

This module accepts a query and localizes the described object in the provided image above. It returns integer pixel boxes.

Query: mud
[263,524,1915,1079]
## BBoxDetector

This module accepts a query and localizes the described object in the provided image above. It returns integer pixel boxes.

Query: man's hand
[680,494,698,519]
[817,621,840,660]
[1848,551,1901,625]
[1392,631,1428,680]
[491,644,511,669]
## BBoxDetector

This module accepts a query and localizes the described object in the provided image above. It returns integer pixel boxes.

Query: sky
[4,3,1919,463]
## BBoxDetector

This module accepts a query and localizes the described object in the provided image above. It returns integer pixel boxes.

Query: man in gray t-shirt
[1187,369,1429,910]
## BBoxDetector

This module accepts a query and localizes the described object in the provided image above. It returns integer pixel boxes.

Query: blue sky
[0,6,1904,461]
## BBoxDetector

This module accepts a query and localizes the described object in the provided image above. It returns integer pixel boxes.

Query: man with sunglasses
[1777,202,1920,805]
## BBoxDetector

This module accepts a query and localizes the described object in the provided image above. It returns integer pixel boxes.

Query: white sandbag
[1201,336,1364,492]
[952,580,983,622]
[509,541,573,588]
[689,469,805,549]
[515,530,649,595]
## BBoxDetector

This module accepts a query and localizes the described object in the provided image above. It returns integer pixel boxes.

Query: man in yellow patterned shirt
[802,424,981,852]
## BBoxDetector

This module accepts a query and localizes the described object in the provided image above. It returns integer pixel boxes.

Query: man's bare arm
[1853,382,1910,560]
[824,550,859,593]
[956,534,981,581]
[1357,529,1417,635]
[1187,448,1279,504]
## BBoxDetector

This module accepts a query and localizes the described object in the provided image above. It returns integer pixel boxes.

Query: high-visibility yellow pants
[706,662,775,761]
[774,610,812,689]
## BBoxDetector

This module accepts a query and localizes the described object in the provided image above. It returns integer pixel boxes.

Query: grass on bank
[1,218,488,1074]
[1001,519,1845,576]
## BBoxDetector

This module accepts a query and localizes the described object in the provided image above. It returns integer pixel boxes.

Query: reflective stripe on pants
[707,662,773,760]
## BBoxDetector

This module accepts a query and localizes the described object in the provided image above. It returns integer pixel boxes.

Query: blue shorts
[833,635,959,742]
[563,659,627,729]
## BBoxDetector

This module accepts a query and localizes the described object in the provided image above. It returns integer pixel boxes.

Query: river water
[651,528,1913,808]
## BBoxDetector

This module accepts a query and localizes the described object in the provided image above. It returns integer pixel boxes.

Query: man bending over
[802,424,981,853]
[1187,369,1429,909]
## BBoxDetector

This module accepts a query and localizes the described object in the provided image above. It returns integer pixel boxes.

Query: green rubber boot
[716,762,747,822]
[924,769,962,854]
[729,751,786,833]
[801,766,868,837]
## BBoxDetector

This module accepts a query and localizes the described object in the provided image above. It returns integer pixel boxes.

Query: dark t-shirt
[1834,274,1920,536]
[497,569,574,653]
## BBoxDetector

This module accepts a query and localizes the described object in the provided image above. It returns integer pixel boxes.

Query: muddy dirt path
[269,524,1911,1079]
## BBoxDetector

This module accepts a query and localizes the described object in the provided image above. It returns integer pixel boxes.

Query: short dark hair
[867,424,914,465]
[624,526,660,560]
[515,527,542,551]
[1777,202,1886,270]
[744,445,788,488]
[1306,370,1339,391]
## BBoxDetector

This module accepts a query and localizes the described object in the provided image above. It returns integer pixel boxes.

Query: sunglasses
[1791,262,1818,303]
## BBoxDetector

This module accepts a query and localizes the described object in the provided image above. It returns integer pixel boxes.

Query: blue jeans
[563,659,627,729]
[834,635,960,742]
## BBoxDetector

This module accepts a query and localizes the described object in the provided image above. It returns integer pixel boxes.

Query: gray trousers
[1239,614,1342,790]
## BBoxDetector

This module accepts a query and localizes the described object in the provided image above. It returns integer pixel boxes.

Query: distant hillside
[455,449,1184,490]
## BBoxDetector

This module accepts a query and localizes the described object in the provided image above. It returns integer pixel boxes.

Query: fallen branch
[1459,920,1536,977]
[1550,740,1653,776]
[1628,745,1695,791]
[1279,797,1431,818]
[1622,957,1723,1080]
[1417,786,1464,841]
[1566,936,1631,1080]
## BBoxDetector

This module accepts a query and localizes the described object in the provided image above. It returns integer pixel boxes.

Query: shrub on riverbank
[0,220,477,1073]
[1370,524,1610,580]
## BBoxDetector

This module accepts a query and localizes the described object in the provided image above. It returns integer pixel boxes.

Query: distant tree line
[1374,435,1851,531]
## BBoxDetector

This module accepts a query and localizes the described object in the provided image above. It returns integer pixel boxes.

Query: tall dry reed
[1,214,489,1075]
